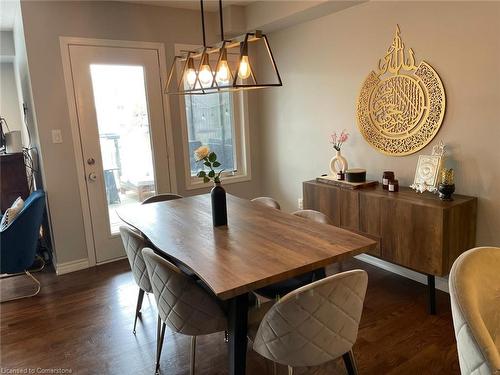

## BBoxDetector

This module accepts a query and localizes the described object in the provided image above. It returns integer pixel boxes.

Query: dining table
[118,193,377,375]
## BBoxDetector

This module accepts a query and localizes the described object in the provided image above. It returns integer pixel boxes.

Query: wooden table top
[118,194,377,300]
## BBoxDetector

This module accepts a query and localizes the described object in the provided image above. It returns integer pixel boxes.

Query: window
[176,44,251,189]
[185,92,235,175]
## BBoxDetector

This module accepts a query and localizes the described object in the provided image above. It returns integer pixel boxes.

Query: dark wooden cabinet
[303,180,477,277]
[1,153,29,212]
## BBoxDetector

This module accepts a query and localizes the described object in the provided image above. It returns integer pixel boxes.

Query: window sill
[185,174,251,191]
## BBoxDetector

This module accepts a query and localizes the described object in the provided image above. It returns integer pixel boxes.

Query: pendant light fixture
[165,0,282,95]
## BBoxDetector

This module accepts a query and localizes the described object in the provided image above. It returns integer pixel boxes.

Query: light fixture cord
[200,0,206,47]
[219,0,224,41]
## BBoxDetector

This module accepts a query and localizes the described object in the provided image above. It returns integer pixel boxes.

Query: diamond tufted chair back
[253,269,368,368]
[292,209,332,225]
[251,197,281,210]
[142,248,227,336]
[119,226,151,293]
[449,247,500,375]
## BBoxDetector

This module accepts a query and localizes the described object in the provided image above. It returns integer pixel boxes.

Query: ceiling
[121,0,254,11]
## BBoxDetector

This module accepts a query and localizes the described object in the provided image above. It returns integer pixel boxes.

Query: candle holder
[438,168,455,201]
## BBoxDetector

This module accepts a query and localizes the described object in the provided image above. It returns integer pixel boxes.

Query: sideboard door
[359,193,382,257]
[380,198,444,275]
[303,182,341,226]
[339,189,360,232]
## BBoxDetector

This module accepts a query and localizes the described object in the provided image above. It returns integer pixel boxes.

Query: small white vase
[329,150,348,175]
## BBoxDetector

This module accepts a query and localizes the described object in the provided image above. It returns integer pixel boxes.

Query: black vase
[211,182,227,227]
[438,183,455,201]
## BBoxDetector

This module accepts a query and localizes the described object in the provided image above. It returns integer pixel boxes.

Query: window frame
[175,44,251,190]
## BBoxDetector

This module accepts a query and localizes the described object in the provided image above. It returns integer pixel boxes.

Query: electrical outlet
[51,129,63,144]
[298,197,303,210]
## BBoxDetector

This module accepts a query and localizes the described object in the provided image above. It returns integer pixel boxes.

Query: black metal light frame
[165,0,282,95]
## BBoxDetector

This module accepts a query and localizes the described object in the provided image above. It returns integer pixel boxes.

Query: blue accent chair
[1,190,46,302]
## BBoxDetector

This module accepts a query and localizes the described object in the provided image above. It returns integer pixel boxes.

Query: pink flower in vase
[330,129,349,151]
[339,132,349,143]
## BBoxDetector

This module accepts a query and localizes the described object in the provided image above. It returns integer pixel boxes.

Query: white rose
[194,145,210,161]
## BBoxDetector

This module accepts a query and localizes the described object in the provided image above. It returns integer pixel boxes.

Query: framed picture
[410,155,442,193]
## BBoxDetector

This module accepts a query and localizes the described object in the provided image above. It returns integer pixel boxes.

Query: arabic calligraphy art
[356,25,446,156]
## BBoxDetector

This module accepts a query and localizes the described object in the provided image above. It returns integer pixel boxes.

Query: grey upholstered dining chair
[292,209,333,225]
[249,269,368,375]
[119,226,152,334]
[449,247,500,375]
[142,247,228,375]
[251,197,281,210]
[142,193,183,205]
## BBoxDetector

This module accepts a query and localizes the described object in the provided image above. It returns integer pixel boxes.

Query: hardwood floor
[0,258,460,374]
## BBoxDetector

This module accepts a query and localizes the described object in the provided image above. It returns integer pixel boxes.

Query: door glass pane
[184,92,235,176]
[90,64,156,234]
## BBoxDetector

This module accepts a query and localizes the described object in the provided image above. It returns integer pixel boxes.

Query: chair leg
[288,365,293,375]
[0,270,41,303]
[155,315,166,374]
[273,362,277,375]
[133,289,145,334]
[342,350,358,375]
[190,336,197,375]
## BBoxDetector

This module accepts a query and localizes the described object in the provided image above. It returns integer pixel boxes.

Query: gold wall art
[356,25,446,156]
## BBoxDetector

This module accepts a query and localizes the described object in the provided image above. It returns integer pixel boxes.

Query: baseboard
[96,256,127,266]
[355,254,449,293]
[56,258,89,275]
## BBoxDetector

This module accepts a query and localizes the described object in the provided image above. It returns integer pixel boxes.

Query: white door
[69,45,172,263]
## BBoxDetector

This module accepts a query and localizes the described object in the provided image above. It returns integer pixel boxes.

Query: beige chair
[449,247,500,375]
[292,209,333,225]
[249,269,368,375]
[251,197,281,210]
[142,193,183,205]
[142,248,227,374]
[119,226,152,334]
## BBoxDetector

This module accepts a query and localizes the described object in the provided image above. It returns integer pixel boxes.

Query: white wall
[0,62,23,133]
[257,1,500,247]
[19,1,262,266]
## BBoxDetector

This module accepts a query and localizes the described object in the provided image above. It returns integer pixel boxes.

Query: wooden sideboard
[303,180,477,313]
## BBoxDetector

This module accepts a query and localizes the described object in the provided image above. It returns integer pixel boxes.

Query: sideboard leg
[427,274,436,315]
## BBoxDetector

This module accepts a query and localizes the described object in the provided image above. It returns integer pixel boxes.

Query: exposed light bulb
[199,54,213,87]
[185,58,197,86]
[216,49,230,83]
[186,69,197,86]
[199,65,212,86]
[217,61,230,83]
[238,55,251,79]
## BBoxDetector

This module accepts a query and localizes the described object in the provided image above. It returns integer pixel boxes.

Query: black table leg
[228,293,249,375]
[427,274,436,315]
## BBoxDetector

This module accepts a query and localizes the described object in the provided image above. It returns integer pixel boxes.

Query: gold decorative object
[441,168,454,185]
[356,25,446,156]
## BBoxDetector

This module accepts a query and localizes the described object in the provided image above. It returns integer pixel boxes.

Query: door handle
[88,172,97,181]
